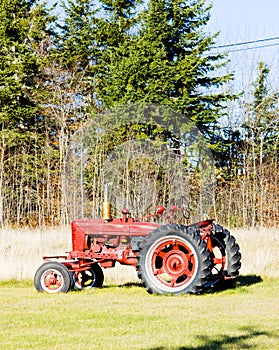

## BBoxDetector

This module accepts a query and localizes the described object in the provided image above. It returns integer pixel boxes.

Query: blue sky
[46,0,279,91]
[206,0,279,90]
[208,0,279,42]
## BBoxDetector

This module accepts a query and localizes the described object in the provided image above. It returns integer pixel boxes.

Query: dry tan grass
[231,227,279,278]
[0,226,139,284]
[0,226,72,280]
[0,226,278,282]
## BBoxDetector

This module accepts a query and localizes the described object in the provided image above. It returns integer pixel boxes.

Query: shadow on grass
[236,274,263,287]
[114,274,263,293]
[148,326,278,350]
[206,274,263,293]
[119,282,143,288]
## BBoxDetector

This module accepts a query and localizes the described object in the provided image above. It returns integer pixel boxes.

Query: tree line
[0,0,278,228]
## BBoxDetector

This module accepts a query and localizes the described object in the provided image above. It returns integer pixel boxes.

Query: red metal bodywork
[69,217,160,268]
[43,209,218,275]
[35,199,242,295]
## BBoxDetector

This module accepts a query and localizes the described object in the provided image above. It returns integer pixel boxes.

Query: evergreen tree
[0,0,55,140]
[0,0,55,226]
[0,0,56,143]
[94,0,143,107]
[56,0,99,70]
[0,0,56,157]
[97,0,233,142]
[97,0,142,46]
[245,61,279,158]
[42,0,100,146]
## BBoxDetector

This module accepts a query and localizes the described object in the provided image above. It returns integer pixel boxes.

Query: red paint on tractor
[35,201,241,294]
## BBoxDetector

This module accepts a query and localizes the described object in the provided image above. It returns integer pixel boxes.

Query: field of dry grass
[1,225,278,350]
[232,227,279,279]
[0,225,278,283]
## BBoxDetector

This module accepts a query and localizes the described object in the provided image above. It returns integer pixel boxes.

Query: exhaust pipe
[102,183,112,222]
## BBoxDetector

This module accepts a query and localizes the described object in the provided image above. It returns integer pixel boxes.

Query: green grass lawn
[0,276,279,350]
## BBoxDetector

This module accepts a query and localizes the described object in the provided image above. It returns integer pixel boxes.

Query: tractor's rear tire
[214,225,241,277]
[72,263,104,290]
[206,225,241,288]
[137,224,212,295]
[34,262,72,293]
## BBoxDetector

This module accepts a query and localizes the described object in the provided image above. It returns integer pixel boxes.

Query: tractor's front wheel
[34,262,72,293]
[137,224,212,295]
[72,263,104,290]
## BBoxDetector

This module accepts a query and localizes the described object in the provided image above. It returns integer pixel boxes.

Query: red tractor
[34,200,241,295]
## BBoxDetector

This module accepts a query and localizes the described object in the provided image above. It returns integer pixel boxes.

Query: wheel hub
[43,270,62,290]
[164,251,187,276]
[48,275,57,285]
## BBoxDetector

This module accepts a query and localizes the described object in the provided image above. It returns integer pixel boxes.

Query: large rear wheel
[137,224,212,295]
[214,225,241,277]
[207,225,241,288]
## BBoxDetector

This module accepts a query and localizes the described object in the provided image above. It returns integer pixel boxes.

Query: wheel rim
[145,235,199,293]
[73,269,95,289]
[211,236,227,275]
[203,236,227,288]
[41,268,65,293]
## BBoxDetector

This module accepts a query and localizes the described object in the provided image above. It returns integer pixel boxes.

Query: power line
[229,42,279,53]
[211,36,279,53]
[212,36,279,49]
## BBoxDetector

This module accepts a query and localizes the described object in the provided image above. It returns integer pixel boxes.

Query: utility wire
[212,36,279,49]
[229,42,279,53]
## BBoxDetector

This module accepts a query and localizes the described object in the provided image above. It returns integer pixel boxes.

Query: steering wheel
[179,196,190,219]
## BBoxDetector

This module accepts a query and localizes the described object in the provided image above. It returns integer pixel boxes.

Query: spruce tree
[0,0,56,156]
[56,0,99,70]
[1,1,31,130]
[0,0,54,136]
[0,0,55,226]
[94,0,143,106]
[97,0,232,142]
[247,61,279,158]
